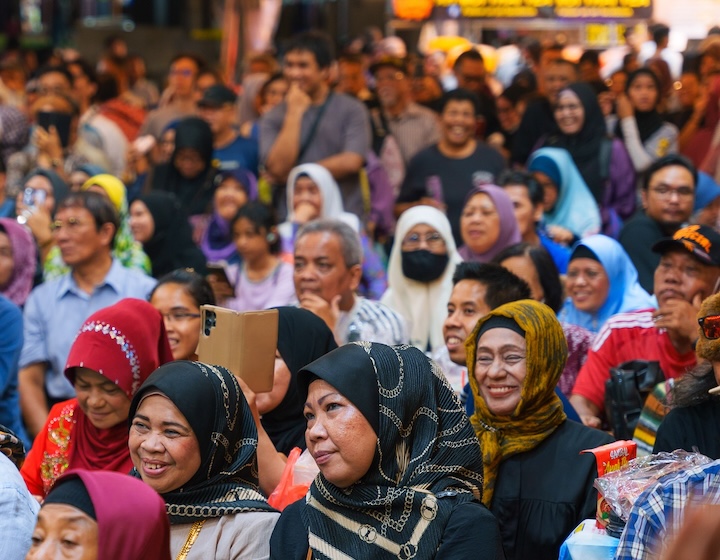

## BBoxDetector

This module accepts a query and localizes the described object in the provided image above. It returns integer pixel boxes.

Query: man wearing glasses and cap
[570,224,720,429]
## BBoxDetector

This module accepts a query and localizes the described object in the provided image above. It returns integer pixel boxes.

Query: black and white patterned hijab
[129,360,275,524]
[298,343,484,560]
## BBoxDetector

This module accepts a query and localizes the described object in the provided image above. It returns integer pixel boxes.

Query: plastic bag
[267,447,320,511]
[594,451,712,521]
[558,519,620,560]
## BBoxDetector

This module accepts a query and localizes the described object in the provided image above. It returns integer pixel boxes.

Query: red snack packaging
[582,440,637,529]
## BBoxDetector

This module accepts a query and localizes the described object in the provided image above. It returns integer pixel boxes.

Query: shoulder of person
[557,418,615,450]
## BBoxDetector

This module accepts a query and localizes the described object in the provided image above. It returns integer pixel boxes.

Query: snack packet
[582,440,637,528]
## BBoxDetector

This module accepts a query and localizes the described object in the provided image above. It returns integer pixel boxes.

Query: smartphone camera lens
[204,311,217,336]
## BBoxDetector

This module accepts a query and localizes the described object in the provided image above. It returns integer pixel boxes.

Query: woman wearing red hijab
[28,469,171,560]
[21,298,173,498]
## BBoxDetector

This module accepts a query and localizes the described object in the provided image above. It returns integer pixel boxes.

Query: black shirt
[654,399,720,459]
[491,420,614,560]
[397,143,507,245]
[619,212,677,294]
[270,498,505,560]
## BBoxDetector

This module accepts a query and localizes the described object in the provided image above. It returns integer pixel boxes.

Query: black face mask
[401,249,449,283]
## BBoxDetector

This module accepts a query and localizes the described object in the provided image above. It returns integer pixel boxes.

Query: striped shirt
[337,297,408,346]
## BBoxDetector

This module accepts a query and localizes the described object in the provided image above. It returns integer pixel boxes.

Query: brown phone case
[196,305,278,393]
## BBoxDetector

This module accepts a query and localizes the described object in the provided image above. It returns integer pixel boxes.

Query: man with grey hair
[293,219,408,345]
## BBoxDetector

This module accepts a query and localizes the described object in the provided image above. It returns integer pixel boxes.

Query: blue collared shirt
[0,453,40,559]
[20,259,156,399]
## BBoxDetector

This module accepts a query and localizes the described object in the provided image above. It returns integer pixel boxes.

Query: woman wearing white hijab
[280,163,387,299]
[381,206,461,353]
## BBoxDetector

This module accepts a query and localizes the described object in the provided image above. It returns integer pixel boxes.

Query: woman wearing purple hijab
[0,218,36,307]
[458,184,521,262]
[199,168,258,264]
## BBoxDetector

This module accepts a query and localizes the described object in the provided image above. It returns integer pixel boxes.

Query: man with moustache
[571,224,720,428]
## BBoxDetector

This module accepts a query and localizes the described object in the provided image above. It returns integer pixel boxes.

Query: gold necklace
[175,520,206,560]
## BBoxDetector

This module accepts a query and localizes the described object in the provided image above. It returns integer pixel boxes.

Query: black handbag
[604,360,665,440]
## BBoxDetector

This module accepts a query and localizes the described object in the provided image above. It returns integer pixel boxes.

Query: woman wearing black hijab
[150,116,217,217]
[260,307,338,455]
[248,307,337,495]
[614,67,679,173]
[129,191,207,278]
[270,343,503,560]
[541,82,636,238]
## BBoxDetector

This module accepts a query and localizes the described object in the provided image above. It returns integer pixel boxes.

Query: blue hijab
[528,147,601,239]
[559,234,656,332]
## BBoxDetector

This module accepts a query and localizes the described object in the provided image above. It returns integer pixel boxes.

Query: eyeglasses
[699,314,720,339]
[401,232,446,250]
[160,311,201,323]
[169,68,194,77]
[50,217,88,233]
[649,184,694,198]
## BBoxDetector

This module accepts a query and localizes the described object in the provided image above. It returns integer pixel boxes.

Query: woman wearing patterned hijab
[466,300,612,560]
[129,361,279,560]
[270,343,503,560]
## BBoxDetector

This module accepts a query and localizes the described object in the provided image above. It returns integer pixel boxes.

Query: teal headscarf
[528,147,602,239]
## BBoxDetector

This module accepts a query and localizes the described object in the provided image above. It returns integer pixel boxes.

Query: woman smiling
[129,361,278,559]
[467,300,612,560]
[20,299,173,498]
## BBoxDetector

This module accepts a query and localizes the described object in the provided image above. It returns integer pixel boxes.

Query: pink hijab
[458,184,521,262]
[0,218,36,306]
[48,469,171,560]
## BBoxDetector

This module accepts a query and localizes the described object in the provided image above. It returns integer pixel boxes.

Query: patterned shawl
[466,300,567,506]
[129,361,275,524]
[298,343,484,559]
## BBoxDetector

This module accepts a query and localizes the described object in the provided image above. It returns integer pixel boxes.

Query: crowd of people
[2,20,720,560]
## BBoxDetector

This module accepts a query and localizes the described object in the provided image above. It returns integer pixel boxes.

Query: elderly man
[293,219,407,346]
[19,191,156,438]
[571,224,720,428]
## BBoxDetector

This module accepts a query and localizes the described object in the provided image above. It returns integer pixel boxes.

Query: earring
[266,232,277,243]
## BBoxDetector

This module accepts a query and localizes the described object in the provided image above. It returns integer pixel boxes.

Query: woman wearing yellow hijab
[466,299,612,560]
[43,174,151,280]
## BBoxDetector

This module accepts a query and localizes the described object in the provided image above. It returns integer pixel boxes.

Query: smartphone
[37,111,72,148]
[196,306,278,393]
[132,134,156,155]
[206,262,231,286]
[426,176,444,205]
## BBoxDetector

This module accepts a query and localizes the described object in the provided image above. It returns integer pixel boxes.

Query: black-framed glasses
[699,314,720,340]
[160,311,201,323]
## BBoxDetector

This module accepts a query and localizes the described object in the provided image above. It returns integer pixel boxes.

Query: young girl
[211,202,296,311]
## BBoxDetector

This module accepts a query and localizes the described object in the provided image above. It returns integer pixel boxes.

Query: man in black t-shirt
[395,89,506,244]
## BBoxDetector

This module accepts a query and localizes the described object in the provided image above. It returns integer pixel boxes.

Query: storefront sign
[421,0,652,19]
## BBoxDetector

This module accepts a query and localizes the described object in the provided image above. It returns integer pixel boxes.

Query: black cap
[44,476,97,520]
[369,56,408,76]
[198,84,237,107]
[652,224,720,267]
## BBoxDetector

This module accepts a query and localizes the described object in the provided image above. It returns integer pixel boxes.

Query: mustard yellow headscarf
[81,174,126,213]
[466,299,567,506]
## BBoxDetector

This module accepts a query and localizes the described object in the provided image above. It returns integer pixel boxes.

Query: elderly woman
[459,184,521,263]
[27,469,171,560]
[467,299,613,560]
[559,234,654,333]
[20,299,173,498]
[381,206,461,353]
[270,343,503,559]
[129,361,279,559]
